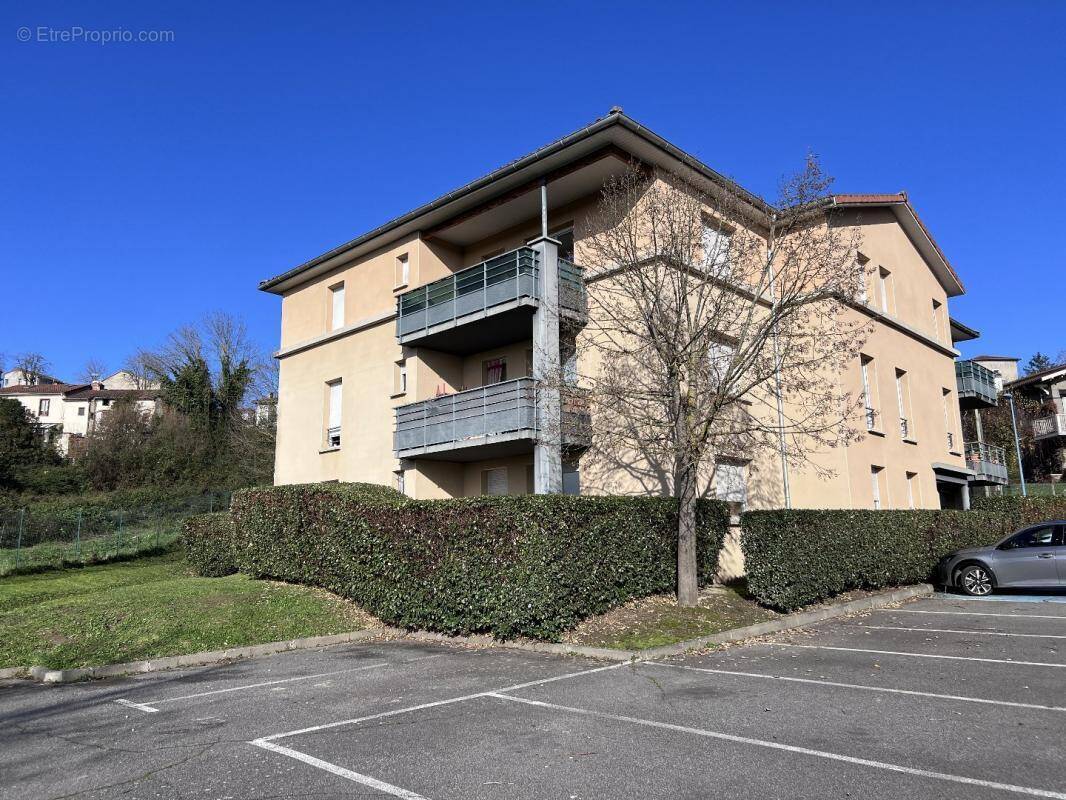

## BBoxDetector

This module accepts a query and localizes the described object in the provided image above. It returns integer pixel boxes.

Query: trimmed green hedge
[182,512,237,577]
[742,509,1013,611]
[971,494,1066,520]
[211,483,728,641]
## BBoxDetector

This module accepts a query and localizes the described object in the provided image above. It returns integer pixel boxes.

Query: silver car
[939,521,1065,596]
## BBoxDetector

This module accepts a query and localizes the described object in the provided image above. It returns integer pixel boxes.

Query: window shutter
[331,285,345,330]
[328,382,342,429]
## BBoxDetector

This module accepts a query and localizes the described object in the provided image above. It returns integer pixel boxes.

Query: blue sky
[2,1,1063,381]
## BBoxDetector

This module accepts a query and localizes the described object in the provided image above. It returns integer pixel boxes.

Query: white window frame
[701,219,732,276]
[396,254,410,288]
[326,379,342,448]
[860,355,876,430]
[871,466,883,510]
[330,283,345,331]
[878,267,892,315]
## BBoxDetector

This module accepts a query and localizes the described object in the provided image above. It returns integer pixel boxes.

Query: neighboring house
[2,368,65,387]
[1005,363,1066,475]
[948,325,1010,494]
[971,355,1020,386]
[261,109,978,510]
[0,371,162,455]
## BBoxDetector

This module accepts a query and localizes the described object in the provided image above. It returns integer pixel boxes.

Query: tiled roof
[0,383,83,396]
[63,387,161,401]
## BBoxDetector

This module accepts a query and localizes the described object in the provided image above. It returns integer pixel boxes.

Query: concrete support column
[530,235,563,494]
[961,481,971,510]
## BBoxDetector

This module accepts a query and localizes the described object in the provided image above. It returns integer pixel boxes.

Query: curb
[638,583,934,659]
[6,584,931,684]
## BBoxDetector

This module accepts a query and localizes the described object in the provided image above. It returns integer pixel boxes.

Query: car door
[1057,525,1066,586]
[992,525,1061,587]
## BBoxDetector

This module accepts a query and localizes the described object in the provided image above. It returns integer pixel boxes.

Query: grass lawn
[0,551,377,670]
[563,584,779,651]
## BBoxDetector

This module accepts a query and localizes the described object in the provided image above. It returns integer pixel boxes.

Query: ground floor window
[482,467,508,496]
[563,462,580,495]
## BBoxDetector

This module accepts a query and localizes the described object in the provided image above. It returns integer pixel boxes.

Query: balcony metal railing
[1033,413,1066,440]
[397,248,539,340]
[964,441,1009,484]
[955,360,998,407]
[395,247,588,342]
[394,378,537,455]
[864,406,876,431]
[947,430,955,452]
[900,417,910,439]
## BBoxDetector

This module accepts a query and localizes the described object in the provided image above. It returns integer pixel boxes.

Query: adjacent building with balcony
[1006,362,1066,476]
[263,109,976,509]
[949,326,1010,495]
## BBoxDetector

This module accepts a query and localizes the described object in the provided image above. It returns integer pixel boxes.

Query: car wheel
[958,564,994,597]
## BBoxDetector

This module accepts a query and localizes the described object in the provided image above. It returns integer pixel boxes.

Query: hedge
[205,483,729,641]
[742,509,1014,611]
[182,512,238,576]
[971,493,1066,520]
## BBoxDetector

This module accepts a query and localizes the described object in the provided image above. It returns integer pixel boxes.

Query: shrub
[228,484,729,641]
[182,512,237,576]
[742,509,1013,611]
[971,493,1066,521]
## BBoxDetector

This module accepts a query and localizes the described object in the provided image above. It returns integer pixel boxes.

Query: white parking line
[255,661,625,743]
[775,643,1066,668]
[114,655,443,712]
[645,662,1066,712]
[861,625,1066,640]
[253,740,429,799]
[894,609,1066,621]
[489,692,1066,799]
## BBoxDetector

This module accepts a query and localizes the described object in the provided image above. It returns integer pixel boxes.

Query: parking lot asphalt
[2,592,1065,800]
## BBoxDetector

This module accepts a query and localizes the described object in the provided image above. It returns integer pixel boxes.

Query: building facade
[0,371,161,455]
[264,110,979,510]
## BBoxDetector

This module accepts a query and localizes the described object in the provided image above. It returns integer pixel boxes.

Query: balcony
[1033,413,1066,440]
[964,441,1009,485]
[395,247,586,354]
[394,378,538,460]
[955,360,998,409]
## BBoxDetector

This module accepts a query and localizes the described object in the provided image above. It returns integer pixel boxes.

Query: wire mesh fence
[0,491,232,575]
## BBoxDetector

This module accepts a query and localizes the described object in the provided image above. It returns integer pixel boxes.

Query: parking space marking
[114,655,443,712]
[860,625,1066,640]
[895,609,1066,621]
[775,643,1066,668]
[253,740,429,800]
[645,663,1066,712]
[932,594,1066,605]
[255,661,625,743]
[114,698,160,713]
[489,692,1066,799]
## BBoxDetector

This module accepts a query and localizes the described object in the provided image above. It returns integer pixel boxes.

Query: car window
[1010,527,1060,548]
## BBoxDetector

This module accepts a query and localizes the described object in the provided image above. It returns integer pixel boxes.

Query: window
[860,355,877,430]
[551,227,575,262]
[878,267,892,314]
[931,299,943,342]
[709,340,735,390]
[77,406,85,416]
[563,462,581,496]
[1004,526,1062,549]
[483,358,507,385]
[326,380,342,448]
[715,460,748,510]
[394,470,406,496]
[895,369,911,439]
[906,471,919,509]
[482,467,508,496]
[38,398,50,416]
[855,253,869,304]
[330,283,345,331]
[394,360,407,396]
[395,254,409,287]
[701,219,731,275]
[871,466,885,510]
[942,388,956,451]
[102,399,111,407]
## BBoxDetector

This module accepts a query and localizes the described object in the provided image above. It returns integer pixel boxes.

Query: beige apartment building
[263,109,987,510]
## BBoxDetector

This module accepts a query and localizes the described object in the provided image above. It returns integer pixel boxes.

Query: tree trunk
[676,464,699,607]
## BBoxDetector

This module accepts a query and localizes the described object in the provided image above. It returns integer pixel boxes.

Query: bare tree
[13,352,51,385]
[123,349,158,389]
[79,358,108,384]
[573,159,869,606]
